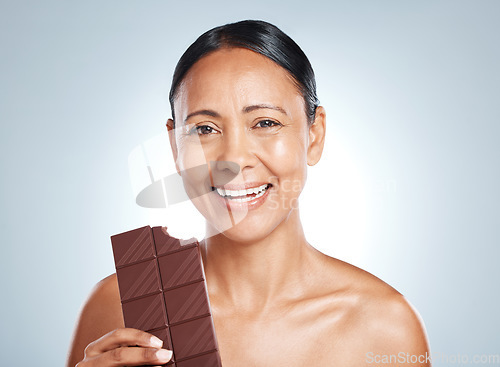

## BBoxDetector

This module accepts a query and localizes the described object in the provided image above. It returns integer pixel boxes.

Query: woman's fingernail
[156,349,173,361]
[150,335,163,348]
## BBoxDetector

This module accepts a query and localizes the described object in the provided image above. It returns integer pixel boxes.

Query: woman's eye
[193,125,217,135]
[255,119,281,128]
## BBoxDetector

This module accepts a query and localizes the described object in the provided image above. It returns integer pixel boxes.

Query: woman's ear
[166,119,181,175]
[307,106,326,166]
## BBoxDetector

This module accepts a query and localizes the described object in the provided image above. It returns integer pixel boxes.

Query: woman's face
[168,47,325,242]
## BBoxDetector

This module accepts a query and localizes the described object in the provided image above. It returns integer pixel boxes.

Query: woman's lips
[211,183,273,210]
[213,183,270,200]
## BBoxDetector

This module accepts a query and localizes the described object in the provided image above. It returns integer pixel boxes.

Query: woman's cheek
[264,136,307,177]
[176,137,209,171]
[176,138,212,199]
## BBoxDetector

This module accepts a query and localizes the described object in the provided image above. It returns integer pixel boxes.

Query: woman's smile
[211,182,273,211]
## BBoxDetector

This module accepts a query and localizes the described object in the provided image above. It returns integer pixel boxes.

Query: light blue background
[1,1,499,366]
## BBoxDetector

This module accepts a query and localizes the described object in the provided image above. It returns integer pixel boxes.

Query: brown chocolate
[111,226,222,366]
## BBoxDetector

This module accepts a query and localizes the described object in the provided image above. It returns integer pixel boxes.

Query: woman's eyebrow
[184,109,220,123]
[243,104,288,115]
[184,104,287,123]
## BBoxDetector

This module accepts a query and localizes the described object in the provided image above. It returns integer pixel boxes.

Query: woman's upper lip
[212,182,271,190]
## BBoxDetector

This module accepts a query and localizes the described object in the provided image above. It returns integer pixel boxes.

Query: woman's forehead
[174,48,304,119]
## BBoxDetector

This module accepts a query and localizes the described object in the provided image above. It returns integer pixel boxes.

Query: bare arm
[66,274,172,367]
[66,274,124,367]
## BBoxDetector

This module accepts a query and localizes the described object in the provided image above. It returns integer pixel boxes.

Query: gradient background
[1,1,499,366]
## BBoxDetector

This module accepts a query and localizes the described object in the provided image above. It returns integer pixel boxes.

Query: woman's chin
[218,227,270,244]
[196,188,296,243]
[206,213,279,244]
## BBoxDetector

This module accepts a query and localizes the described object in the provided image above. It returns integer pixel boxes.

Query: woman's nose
[213,128,258,174]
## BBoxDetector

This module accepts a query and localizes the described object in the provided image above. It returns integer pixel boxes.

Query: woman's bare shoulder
[66,274,124,367]
[347,290,431,365]
[318,255,430,364]
[313,252,401,299]
[80,273,124,329]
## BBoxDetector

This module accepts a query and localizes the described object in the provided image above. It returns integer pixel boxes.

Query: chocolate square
[122,293,167,331]
[111,226,155,267]
[158,247,204,289]
[170,316,218,361]
[116,260,161,301]
[153,226,182,255]
[164,281,210,324]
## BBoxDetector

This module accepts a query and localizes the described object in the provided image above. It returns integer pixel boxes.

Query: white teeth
[247,187,257,195]
[215,184,269,199]
[216,187,226,196]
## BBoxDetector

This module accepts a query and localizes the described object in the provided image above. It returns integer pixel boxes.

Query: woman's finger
[84,328,164,357]
[103,346,172,367]
[80,346,172,367]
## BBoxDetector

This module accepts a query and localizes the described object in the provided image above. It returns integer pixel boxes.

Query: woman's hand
[75,328,173,367]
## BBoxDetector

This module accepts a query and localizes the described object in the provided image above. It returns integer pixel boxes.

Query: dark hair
[169,20,319,124]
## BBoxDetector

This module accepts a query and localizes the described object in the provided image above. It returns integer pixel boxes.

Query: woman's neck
[201,208,313,313]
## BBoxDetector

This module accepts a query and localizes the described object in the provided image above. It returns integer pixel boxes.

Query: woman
[67,20,431,367]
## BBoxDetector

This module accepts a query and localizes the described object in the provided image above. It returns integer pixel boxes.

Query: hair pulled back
[169,20,319,124]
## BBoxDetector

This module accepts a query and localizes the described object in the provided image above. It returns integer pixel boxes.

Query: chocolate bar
[111,226,222,366]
